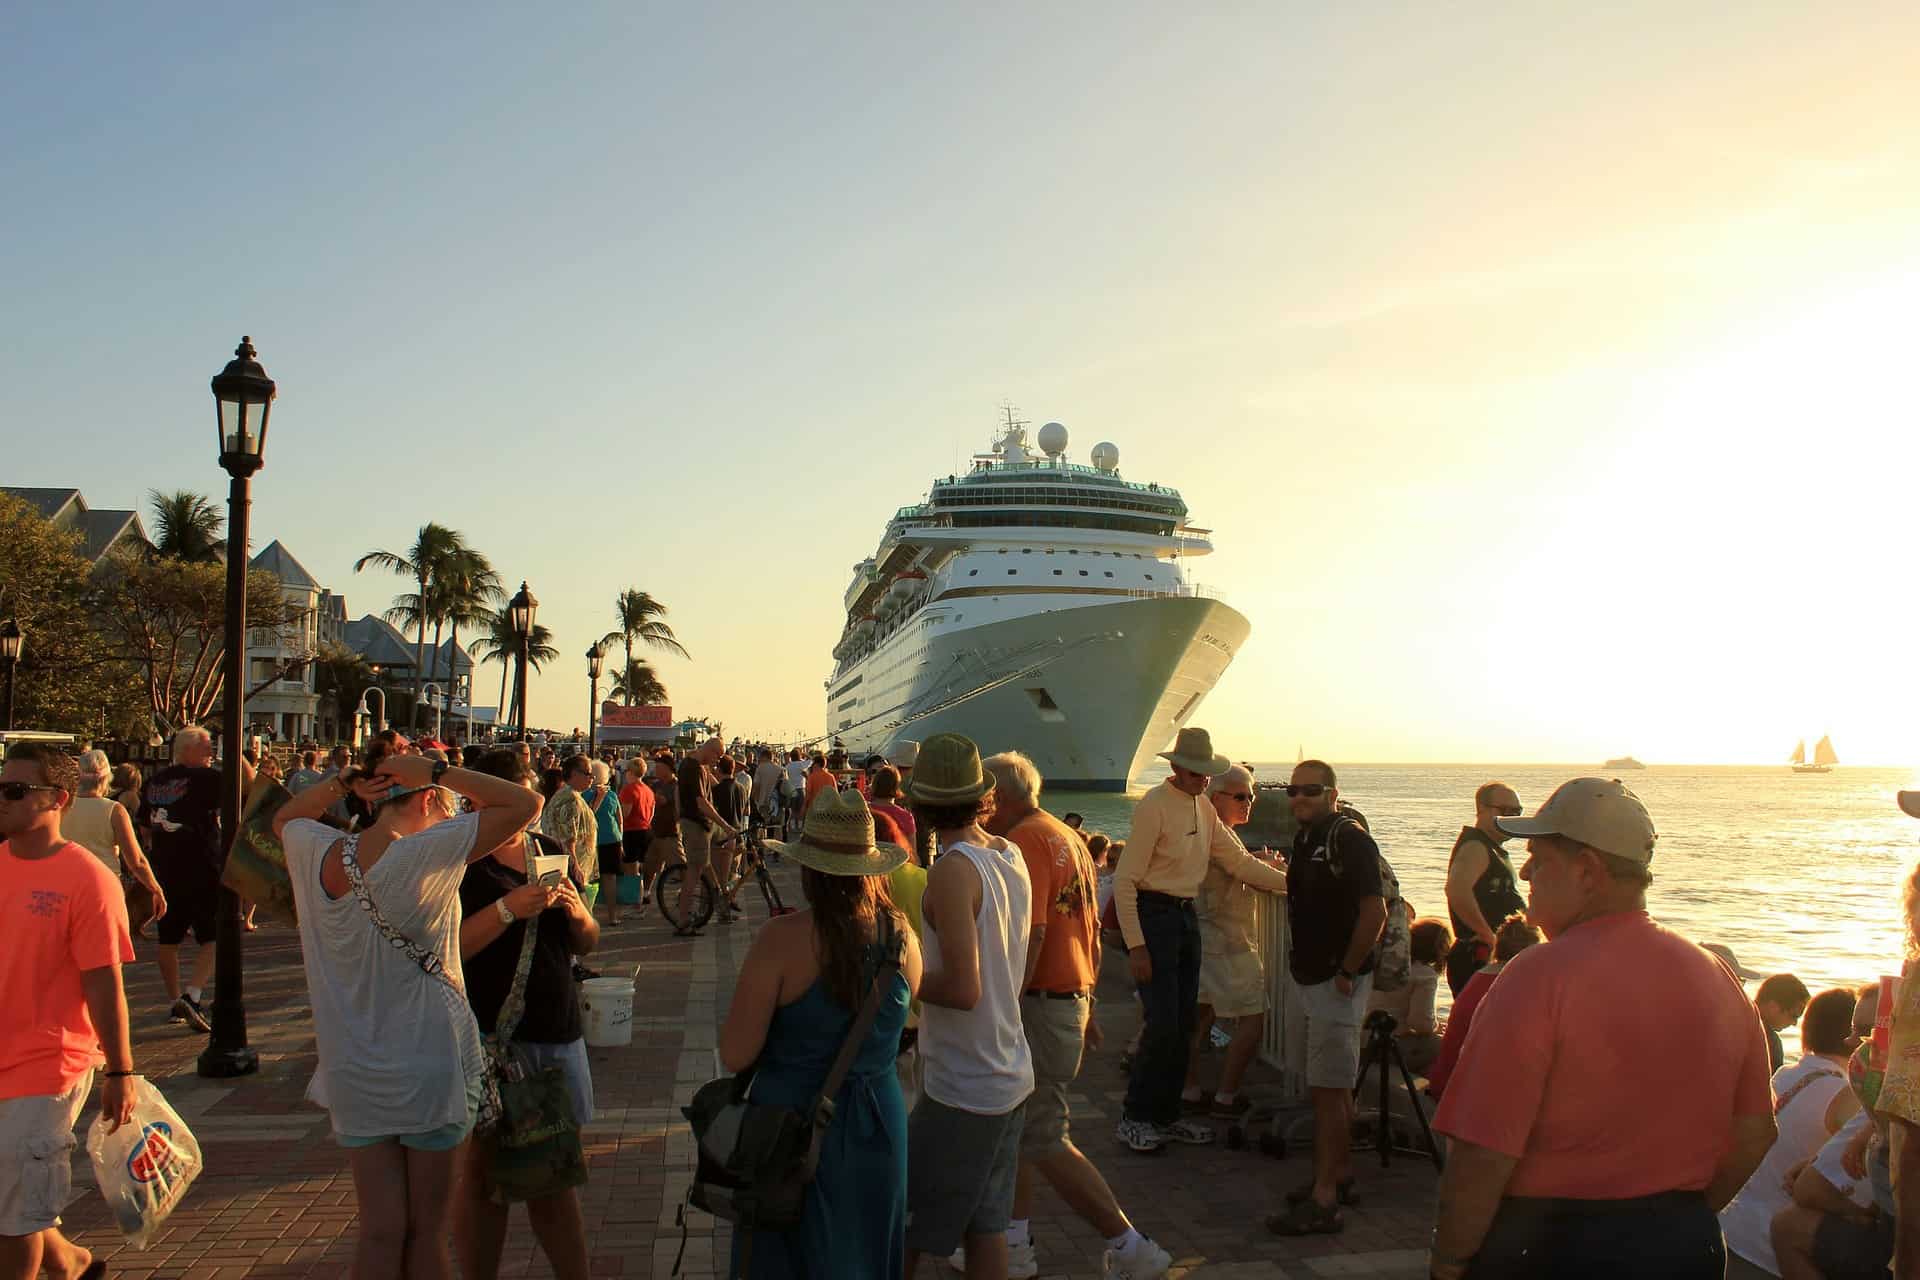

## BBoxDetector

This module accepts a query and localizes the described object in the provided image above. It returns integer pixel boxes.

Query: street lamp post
[587,644,605,753]
[199,337,274,1080]
[0,619,22,730]
[508,582,537,739]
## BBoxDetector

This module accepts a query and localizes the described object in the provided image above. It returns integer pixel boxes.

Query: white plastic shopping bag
[86,1077,203,1248]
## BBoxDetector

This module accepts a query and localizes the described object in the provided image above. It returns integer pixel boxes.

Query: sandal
[1265,1197,1343,1236]
[1284,1176,1358,1207]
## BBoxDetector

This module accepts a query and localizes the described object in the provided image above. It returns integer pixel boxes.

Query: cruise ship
[824,413,1251,791]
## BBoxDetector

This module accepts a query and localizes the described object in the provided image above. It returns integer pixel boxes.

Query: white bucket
[580,977,635,1047]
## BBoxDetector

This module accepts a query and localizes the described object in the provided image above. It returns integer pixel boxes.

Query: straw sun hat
[768,788,910,878]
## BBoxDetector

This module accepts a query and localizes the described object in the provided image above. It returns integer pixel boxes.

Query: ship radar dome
[1037,421,1069,457]
[1091,441,1120,472]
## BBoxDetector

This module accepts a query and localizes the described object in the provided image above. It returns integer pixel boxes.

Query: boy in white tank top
[901,735,1035,1280]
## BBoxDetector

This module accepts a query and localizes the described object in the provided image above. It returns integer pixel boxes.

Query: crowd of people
[11,722,1920,1280]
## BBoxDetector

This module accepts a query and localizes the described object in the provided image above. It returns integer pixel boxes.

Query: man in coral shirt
[1,745,138,1280]
[1428,778,1776,1279]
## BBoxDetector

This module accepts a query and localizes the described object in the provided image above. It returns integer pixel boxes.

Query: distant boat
[1603,756,1646,771]
[1790,736,1838,774]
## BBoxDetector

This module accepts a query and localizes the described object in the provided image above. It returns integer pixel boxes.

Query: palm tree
[147,490,225,562]
[601,589,689,705]
[435,548,502,733]
[471,601,556,733]
[609,659,669,706]
[355,524,463,731]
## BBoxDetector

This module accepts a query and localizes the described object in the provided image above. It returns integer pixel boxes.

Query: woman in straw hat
[719,789,923,1279]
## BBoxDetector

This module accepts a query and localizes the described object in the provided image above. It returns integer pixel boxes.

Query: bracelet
[102,1069,138,1078]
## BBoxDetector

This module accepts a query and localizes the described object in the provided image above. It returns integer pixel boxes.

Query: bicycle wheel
[655,864,715,930]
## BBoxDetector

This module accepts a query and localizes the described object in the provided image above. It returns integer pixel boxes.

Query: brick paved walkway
[61,862,1439,1278]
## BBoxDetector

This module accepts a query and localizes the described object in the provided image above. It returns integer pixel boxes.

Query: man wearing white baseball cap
[1427,778,1778,1280]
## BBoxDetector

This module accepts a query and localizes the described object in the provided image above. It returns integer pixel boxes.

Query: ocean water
[1045,765,1919,1047]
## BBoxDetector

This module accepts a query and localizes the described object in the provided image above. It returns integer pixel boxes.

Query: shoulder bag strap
[339,833,466,1000]
[492,833,545,1044]
[807,916,904,1130]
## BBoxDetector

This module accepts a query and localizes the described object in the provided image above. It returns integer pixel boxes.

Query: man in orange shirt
[1429,778,1775,1279]
[952,751,1173,1280]
[1,745,139,1279]
[803,750,836,817]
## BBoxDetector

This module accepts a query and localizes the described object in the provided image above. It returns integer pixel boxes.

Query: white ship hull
[827,594,1250,791]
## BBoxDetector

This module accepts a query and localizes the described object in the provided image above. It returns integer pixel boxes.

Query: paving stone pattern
[63,861,1438,1278]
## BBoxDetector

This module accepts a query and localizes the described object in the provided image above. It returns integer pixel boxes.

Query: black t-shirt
[459,849,585,1044]
[648,776,679,835]
[139,764,225,869]
[677,759,712,831]
[1286,809,1385,985]
[712,774,745,826]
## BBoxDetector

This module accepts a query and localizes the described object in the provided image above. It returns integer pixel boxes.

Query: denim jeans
[1470,1191,1724,1278]
[1124,892,1201,1126]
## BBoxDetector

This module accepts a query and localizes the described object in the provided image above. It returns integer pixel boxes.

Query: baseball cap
[1496,777,1658,863]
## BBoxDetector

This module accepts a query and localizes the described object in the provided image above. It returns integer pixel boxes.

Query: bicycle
[654,820,792,930]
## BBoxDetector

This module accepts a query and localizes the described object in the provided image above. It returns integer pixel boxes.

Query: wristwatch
[495,898,515,925]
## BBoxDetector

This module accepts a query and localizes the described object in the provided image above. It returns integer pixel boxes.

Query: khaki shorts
[1198,944,1267,1018]
[1298,973,1372,1089]
[1018,993,1089,1154]
[678,820,712,872]
[0,1071,92,1236]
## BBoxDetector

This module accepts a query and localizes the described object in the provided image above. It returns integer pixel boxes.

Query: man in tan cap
[1428,778,1776,1279]
[1111,728,1288,1155]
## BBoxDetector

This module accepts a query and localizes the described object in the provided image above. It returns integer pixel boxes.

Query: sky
[5,3,1919,765]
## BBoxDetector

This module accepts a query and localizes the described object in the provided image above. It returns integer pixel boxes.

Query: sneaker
[1104,1237,1173,1280]
[1115,1117,1165,1153]
[1158,1117,1215,1145]
[1210,1094,1254,1119]
[172,996,211,1033]
[948,1240,1038,1278]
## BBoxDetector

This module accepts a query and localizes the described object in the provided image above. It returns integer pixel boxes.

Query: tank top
[1446,826,1525,940]
[918,840,1035,1116]
[66,797,122,871]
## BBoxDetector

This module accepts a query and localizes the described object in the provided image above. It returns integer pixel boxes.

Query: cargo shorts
[0,1071,93,1236]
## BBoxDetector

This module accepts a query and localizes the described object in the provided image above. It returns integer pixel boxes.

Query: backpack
[675,918,904,1276]
[1327,806,1412,994]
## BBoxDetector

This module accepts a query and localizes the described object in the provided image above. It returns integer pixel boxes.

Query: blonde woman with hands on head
[272,749,540,1280]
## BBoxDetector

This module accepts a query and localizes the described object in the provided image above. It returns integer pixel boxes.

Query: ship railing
[1118,583,1223,602]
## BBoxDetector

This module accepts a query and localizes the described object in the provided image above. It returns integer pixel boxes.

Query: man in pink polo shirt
[1,744,138,1280]
[1427,777,1776,1279]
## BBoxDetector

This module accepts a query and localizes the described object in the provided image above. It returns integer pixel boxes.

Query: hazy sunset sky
[6,3,1918,765]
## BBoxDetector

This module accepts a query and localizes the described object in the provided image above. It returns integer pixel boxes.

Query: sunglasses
[0,782,63,802]
[1284,783,1330,798]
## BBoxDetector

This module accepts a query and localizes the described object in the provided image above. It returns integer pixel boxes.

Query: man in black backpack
[1268,759,1386,1238]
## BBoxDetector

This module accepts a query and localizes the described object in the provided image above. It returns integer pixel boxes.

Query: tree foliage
[0,494,145,736]
[92,550,299,734]
[609,660,668,706]
[146,489,225,563]
[602,588,688,706]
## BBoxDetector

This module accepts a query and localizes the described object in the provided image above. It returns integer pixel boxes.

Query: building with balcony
[247,540,326,742]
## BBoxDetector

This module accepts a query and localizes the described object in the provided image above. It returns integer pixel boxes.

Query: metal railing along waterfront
[1252,891,1311,1106]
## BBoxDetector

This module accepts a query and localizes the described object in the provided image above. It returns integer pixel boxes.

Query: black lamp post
[198,337,273,1080]
[0,618,23,730]
[508,581,537,739]
[587,644,605,752]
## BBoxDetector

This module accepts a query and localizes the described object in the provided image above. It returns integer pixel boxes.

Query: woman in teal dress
[720,789,923,1280]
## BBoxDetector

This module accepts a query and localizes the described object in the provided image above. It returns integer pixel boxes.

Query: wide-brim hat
[1899,792,1920,820]
[1700,943,1765,982]
[1157,727,1231,776]
[901,732,995,805]
[767,788,909,877]
[1497,776,1657,864]
[887,740,921,769]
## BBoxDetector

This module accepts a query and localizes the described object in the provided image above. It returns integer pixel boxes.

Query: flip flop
[79,1261,108,1280]
[1265,1197,1343,1236]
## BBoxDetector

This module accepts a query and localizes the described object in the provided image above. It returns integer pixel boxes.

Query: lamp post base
[196,1042,260,1078]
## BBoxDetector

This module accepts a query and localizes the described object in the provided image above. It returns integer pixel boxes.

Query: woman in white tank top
[69,749,167,931]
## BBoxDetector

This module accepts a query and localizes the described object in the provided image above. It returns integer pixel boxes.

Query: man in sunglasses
[1269,759,1386,1237]
[1442,782,1526,997]
[1111,728,1287,1155]
[1,745,139,1279]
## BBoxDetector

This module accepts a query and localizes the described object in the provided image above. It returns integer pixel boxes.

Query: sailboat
[1790,736,1838,774]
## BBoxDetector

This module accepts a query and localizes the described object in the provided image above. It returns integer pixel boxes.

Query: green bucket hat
[901,732,996,805]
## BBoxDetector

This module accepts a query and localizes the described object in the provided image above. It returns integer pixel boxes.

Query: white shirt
[283,814,486,1138]
[919,840,1034,1116]
[783,760,809,796]
[1720,1053,1850,1272]
[1812,1110,1875,1209]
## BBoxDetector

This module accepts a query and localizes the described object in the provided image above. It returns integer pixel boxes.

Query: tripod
[1351,1010,1443,1170]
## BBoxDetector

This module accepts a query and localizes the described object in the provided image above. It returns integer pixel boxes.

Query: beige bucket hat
[766,787,909,877]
